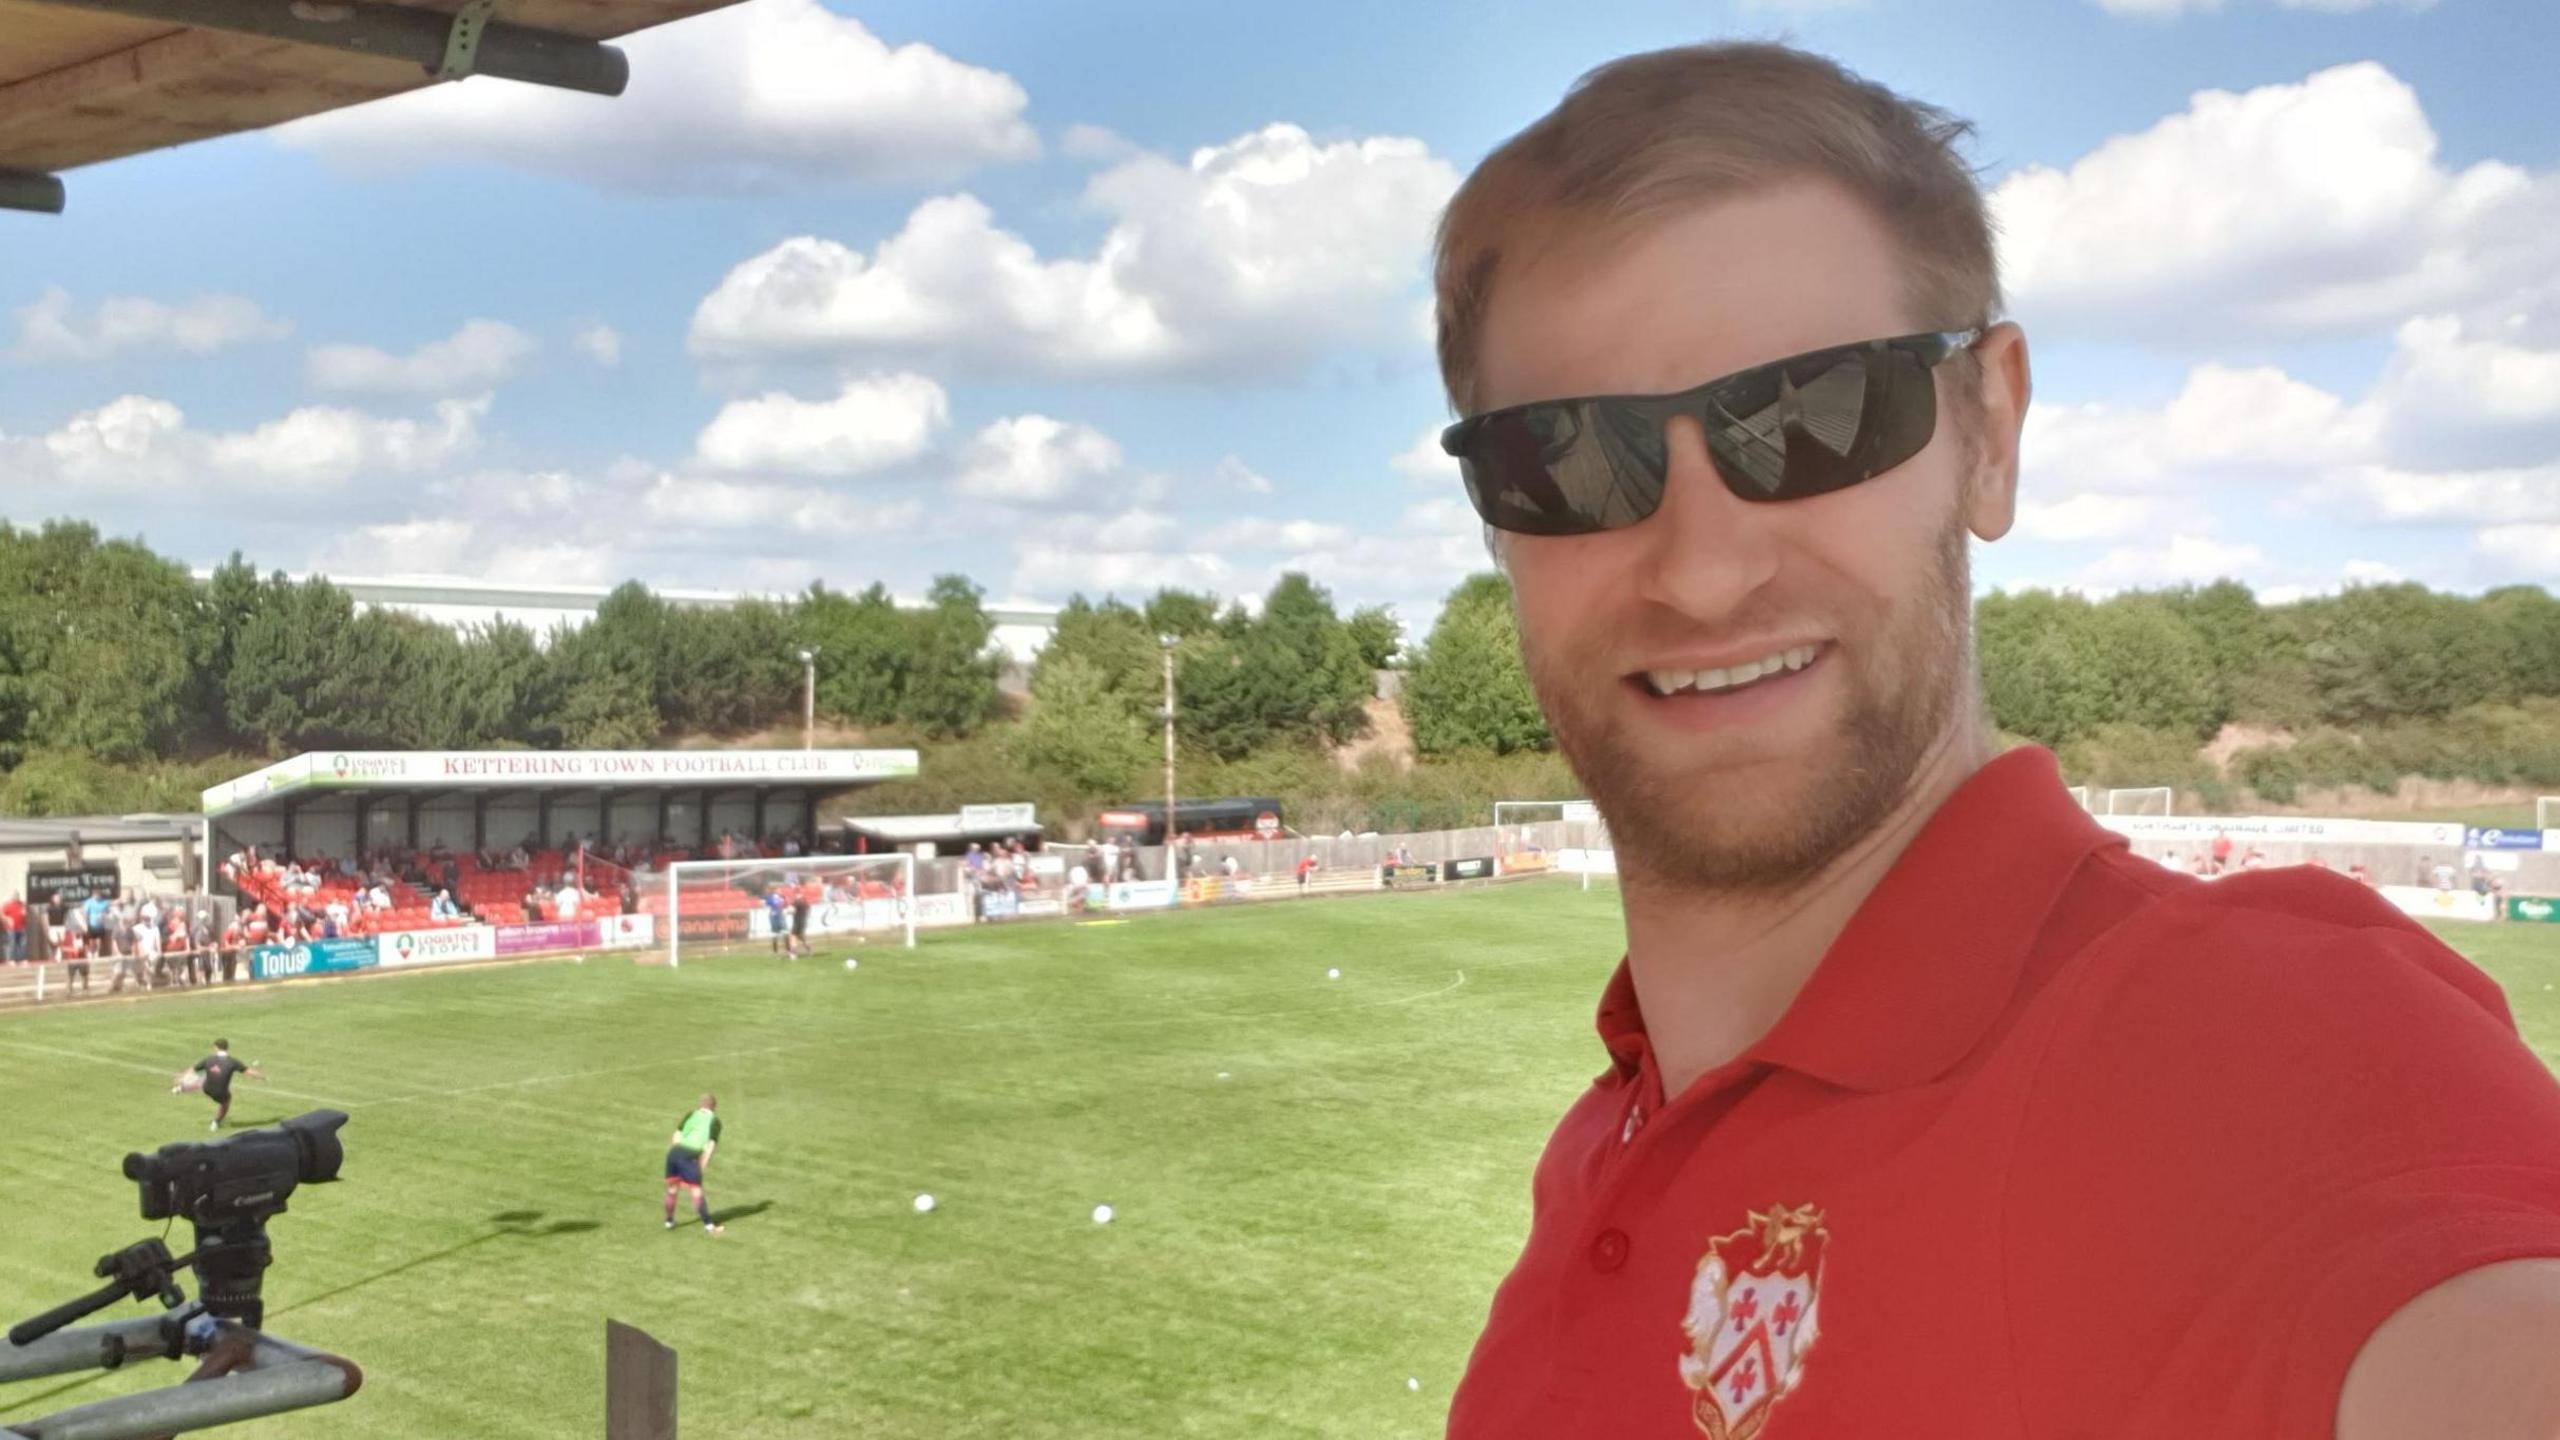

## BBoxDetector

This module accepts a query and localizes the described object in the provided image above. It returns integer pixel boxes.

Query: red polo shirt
[1449,748,2560,1438]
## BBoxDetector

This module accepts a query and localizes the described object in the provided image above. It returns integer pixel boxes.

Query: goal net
[662,853,916,966]
[1492,799,1610,889]
[2103,786,2175,817]
[2540,796,2560,832]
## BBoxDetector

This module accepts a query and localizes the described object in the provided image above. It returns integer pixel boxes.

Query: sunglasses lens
[1451,336,1948,536]
[1700,345,1937,501]
[1458,400,1669,536]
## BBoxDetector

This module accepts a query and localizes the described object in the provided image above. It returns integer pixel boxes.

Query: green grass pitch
[2,882,2554,1437]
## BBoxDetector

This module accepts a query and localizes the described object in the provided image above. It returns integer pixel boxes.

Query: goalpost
[2066,786,2092,813]
[1492,799,1609,890]
[2102,786,2175,817]
[663,853,917,967]
[2540,796,2560,832]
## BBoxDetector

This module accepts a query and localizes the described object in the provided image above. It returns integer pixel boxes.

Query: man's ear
[1962,322,2032,543]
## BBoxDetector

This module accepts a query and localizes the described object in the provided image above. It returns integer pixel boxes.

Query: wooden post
[605,1320,676,1440]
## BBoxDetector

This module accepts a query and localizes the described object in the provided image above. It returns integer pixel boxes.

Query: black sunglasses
[1440,328,1981,537]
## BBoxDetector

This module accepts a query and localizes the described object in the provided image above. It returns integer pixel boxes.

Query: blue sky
[5,0,2556,631]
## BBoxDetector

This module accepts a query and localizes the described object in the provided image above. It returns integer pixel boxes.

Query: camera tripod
[0,1237,361,1439]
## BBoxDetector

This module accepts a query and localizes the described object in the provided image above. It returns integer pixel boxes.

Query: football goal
[1492,799,1610,889]
[2102,786,2176,817]
[663,853,916,966]
[2066,786,2092,812]
[2540,796,2560,832]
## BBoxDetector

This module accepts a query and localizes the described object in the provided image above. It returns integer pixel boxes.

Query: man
[1430,43,2560,1437]
[175,1040,264,1131]
[764,884,790,956]
[1295,853,1320,895]
[662,1093,726,1235]
[2,891,22,964]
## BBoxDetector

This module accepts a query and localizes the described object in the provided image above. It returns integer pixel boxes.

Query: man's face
[1471,179,2018,893]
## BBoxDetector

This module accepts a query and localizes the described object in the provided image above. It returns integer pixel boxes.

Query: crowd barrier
[10,803,2556,1008]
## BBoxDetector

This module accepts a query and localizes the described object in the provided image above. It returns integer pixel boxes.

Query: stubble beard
[1522,511,1976,897]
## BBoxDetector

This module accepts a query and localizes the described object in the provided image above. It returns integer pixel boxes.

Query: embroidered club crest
[1679,1203,1828,1439]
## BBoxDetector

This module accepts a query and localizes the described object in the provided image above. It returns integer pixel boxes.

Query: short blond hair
[1433,43,2000,416]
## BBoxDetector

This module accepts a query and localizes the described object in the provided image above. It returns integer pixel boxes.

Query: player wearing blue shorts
[663,1093,725,1235]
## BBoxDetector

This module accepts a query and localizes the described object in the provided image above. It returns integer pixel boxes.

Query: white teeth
[1647,645,1820,696]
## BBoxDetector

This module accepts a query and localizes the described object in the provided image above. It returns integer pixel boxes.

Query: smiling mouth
[1635,643,1825,698]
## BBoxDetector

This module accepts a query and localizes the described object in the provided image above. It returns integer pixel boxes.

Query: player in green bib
[663,1093,725,1235]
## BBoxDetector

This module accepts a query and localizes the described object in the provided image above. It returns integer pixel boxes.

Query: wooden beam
[604,1320,675,1440]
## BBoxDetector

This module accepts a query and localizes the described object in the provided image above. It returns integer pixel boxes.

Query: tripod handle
[7,1276,128,1348]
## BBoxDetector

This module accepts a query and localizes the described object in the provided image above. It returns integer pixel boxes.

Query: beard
[1522,508,1975,897]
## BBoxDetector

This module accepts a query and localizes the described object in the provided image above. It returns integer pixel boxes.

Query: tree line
[5,516,2557,821]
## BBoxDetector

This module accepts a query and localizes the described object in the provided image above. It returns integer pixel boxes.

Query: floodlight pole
[1160,636,1178,853]
[798,648,819,752]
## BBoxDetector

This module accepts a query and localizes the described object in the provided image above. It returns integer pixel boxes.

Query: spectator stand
[202,748,921,932]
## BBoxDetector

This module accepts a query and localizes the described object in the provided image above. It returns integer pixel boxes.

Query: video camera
[8,1110,347,1348]
[124,1110,349,1329]
[3,1112,364,1439]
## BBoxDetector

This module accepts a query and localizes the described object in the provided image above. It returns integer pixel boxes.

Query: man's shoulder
[2064,859,2505,1018]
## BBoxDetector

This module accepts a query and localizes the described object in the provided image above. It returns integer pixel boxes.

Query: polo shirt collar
[1592,747,2123,1095]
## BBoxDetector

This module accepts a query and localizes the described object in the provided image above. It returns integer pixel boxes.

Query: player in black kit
[173,1038,266,1130]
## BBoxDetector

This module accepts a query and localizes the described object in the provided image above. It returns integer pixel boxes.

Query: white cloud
[1199,517,1354,551]
[2015,493,2162,542]
[2366,315,2560,468]
[2076,534,2272,591]
[1393,425,1458,485]
[2,392,484,494]
[638,473,923,535]
[574,325,623,367]
[952,414,1125,503]
[1010,508,1234,595]
[689,122,1460,379]
[10,286,289,361]
[692,372,948,476]
[1994,63,2555,345]
[1060,123,1138,162]
[2340,559,2405,585]
[2095,0,2222,13]
[2329,464,2560,527]
[274,0,1038,191]
[308,319,536,395]
[1212,454,1275,495]
[2023,362,2373,493]
[2477,524,2560,577]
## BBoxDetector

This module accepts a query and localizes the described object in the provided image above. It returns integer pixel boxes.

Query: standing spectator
[59,923,91,996]
[554,879,582,921]
[2,891,22,964]
[2209,830,2233,875]
[2430,855,2457,892]
[218,914,244,983]
[119,909,155,994]
[80,889,111,962]
[1295,853,1320,895]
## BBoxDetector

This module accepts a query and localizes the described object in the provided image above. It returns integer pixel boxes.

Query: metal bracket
[435,0,501,80]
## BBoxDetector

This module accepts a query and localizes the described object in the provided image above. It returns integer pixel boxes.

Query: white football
[1326,968,1340,980]
[1091,1204,1114,1225]
[844,958,859,970]
[913,1193,935,1213]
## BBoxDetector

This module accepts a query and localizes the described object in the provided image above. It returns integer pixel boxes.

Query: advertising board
[496,920,600,955]
[250,937,379,979]
[377,926,498,969]
[25,862,123,908]
[1441,856,1497,882]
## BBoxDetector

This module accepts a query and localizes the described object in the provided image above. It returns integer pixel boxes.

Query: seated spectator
[430,889,459,921]
[368,881,393,912]
[508,843,530,870]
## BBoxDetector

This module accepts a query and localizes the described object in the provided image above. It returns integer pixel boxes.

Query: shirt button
[1588,1229,1631,1273]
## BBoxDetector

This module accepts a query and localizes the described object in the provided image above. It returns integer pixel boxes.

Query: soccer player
[175,1040,264,1131]
[662,1094,725,1235]
[1428,42,2560,1437]
[764,885,790,957]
